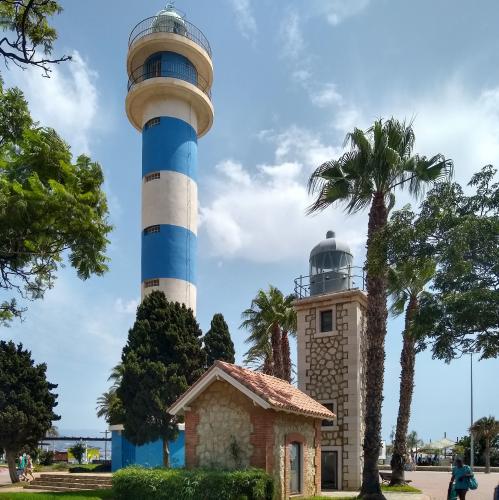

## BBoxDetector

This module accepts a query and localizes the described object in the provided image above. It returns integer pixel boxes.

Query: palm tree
[96,363,125,424]
[280,294,297,382]
[308,118,452,499]
[45,425,59,438]
[240,286,296,381]
[388,258,435,485]
[406,430,423,464]
[96,389,117,422]
[108,363,124,389]
[470,416,499,473]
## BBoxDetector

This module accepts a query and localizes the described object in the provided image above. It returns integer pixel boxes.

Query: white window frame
[320,399,338,431]
[315,305,337,338]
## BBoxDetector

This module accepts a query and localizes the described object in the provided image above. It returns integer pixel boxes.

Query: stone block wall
[295,289,367,491]
[185,380,254,469]
[273,413,320,499]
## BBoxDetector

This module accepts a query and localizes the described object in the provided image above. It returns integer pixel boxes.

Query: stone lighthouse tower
[294,231,367,491]
[125,4,214,313]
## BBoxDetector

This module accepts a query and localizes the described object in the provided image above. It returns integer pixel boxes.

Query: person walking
[24,454,34,482]
[18,453,26,481]
[450,458,475,500]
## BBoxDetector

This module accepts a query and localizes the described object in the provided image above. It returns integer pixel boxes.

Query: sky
[1,0,498,444]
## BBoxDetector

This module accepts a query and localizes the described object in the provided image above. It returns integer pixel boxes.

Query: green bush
[38,450,54,466]
[113,466,274,500]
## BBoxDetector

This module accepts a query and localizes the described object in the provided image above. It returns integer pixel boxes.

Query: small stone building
[168,361,335,499]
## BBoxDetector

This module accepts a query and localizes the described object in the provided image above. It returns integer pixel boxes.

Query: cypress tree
[204,313,235,366]
[0,341,60,483]
[117,291,206,466]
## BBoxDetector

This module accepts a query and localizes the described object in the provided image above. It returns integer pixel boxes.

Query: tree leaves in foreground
[0,340,60,483]
[117,291,206,466]
[388,166,499,361]
[0,81,112,324]
[204,313,235,366]
[0,0,70,75]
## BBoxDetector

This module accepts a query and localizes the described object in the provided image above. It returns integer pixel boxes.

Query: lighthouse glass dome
[152,5,187,35]
[309,231,354,295]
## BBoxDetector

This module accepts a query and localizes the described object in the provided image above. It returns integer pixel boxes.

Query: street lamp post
[100,430,109,462]
[470,352,474,468]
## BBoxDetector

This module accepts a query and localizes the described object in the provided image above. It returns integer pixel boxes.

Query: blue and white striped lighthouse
[126,4,214,314]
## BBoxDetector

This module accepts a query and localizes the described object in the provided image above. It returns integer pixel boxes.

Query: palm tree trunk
[485,440,490,473]
[262,353,273,375]
[281,330,291,382]
[271,322,283,379]
[361,191,388,500]
[6,449,19,483]
[390,295,418,485]
[162,439,170,468]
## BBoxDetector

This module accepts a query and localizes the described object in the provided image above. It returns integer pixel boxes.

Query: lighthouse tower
[126,4,214,313]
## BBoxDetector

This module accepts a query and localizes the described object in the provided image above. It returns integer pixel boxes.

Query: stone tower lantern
[294,231,367,491]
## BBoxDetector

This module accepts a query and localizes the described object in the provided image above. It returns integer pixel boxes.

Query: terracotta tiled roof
[214,361,335,420]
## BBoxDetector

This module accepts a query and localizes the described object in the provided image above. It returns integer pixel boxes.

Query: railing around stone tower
[128,16,212,58]
[294,266,366,299]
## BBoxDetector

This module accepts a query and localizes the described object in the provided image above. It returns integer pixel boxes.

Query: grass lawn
[0,491,112,500]
[382,484,422,493]
[304,497,356,500]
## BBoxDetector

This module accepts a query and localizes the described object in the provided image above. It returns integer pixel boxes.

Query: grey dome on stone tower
[309,230,354,295]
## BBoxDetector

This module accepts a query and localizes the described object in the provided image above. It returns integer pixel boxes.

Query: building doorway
[321,450,338,490]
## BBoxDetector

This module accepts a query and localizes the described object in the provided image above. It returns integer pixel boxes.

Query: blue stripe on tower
[142,225,197,284]
[142,116,198,179]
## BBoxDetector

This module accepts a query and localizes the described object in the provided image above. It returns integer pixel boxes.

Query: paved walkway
[406,470,499,500]
[322,471,499,500]
[323,493,429,500]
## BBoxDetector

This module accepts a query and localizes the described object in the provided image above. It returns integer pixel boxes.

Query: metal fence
[127,61,211,98]
[294,266,366,298]
[129,16,212,58]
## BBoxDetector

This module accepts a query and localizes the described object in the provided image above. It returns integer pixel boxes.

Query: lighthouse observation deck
[125,7,214,136]
[128,15,212,58]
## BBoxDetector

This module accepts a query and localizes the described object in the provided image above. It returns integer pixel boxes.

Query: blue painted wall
[145,51,198,85]
[142,116,197,178]
[141,224,197,284]
[111,430,185,472]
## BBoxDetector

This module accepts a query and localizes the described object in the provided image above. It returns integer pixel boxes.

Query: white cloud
[6,51,99,155]
[200,127,366,263]
[260,125,341,169]
[393,83,499,185]
[228,0,257,39]
[280,10,305,60]
[313,0,371,26]
[114,297,139,315]
[310,83,344,108]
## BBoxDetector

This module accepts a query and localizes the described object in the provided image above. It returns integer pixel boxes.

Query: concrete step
[31,480,110,489]
[26,485,97,492]
[38,474,112,484]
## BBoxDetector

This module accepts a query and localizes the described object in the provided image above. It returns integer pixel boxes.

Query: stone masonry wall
[189,380,254,469]
[296,290,367,491]
[273,413,318,500]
